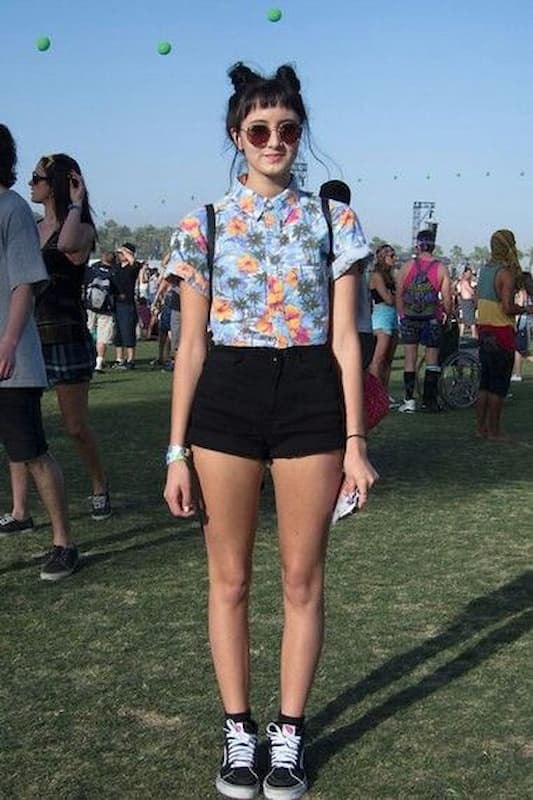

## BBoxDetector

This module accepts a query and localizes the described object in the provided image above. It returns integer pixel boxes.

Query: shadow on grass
[307,571,533,777]
[0,518,201,576]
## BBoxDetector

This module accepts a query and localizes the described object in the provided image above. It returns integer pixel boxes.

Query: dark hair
[38,153,96,230]
[319,180,351,205]
[226,62,308,142]
[416,229,435,254]
[0,124,17,188]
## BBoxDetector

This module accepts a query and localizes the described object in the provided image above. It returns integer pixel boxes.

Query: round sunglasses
[242,121,302,149]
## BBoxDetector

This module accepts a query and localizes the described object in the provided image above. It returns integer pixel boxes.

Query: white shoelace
[224,720,257,768]
[267,722,302,769]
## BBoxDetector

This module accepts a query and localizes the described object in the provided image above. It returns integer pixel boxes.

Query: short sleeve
[329,201,370,280]
[5,199,48,294]
[166,207,210,298]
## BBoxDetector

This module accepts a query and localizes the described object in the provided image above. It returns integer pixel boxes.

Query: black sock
[423,368,440,405]
[278,712,305,731]
[225,709,252,724]
[404,371,416,400]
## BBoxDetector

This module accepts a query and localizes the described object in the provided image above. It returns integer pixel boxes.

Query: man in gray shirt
[0,124,77,580]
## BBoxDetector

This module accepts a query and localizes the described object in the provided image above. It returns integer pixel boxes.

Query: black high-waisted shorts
[187,345,345,460]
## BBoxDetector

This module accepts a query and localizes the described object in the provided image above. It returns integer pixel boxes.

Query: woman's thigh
[192,447,265,581]
[271,451,342,578]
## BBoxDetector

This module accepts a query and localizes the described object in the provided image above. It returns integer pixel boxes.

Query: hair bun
[275,65,301,93]
[228,62,261,93]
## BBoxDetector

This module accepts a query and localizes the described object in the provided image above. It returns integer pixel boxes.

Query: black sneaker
[125,360,136,370]
[215,718,260,799]
[0,513,34,536]
[112,360,127,370]
[90,489,112,521]
[263,722,308,800]
[40,545,79,581]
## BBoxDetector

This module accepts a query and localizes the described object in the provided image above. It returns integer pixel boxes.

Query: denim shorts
[400,316,442,348]
[187,345,345,459]
[372,303,398,335]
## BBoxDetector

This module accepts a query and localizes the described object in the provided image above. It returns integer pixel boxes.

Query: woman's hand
[68,170,85,205]
[341,438,379,508]
[164,460,196,517]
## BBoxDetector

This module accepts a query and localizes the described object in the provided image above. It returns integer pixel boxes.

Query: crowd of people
[1,57,532,800]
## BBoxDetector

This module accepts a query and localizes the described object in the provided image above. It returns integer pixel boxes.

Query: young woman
[164,63,378,800]
[0,153,111,547]
[369,244,399,399]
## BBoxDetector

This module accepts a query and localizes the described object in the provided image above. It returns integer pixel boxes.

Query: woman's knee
[210,568,252,607]
[282,564,324,609]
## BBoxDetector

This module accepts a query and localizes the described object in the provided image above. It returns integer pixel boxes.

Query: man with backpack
[84,250,116,372]
[396,229,452,412]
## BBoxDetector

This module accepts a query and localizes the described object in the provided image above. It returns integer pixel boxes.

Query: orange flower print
[212,298,233,321]
[180,215,201,238]
[286,268,298,288]
[257,311,273,336]
[339,208,356,228]
[285,305,311,344]
[239,195,255,214]
[285,207,302,225]
[267,277,284,311]
[263,212,276,228]
[237,254,259,274]
[227,217,248,236]
[275,334,289,348]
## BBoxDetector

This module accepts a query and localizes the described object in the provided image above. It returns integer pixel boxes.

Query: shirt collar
[230,174,300,221]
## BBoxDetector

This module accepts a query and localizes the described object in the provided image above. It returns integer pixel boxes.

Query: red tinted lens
[278,123,302,145]
[245,124,271,147]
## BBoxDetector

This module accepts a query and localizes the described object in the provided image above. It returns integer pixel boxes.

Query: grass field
[1,343,532,800]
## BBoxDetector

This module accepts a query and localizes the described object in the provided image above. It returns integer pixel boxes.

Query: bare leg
[369,331,391,387]
[8,460,30,519]
[25,452,71,547]
[383,334,398,392]
[115,346,124,362]
[476,389,489,437]
[55,383,107,495]
[126,347,136,362]
[486,393,513,441]
[193,447,264,713]
[271,451,343,717]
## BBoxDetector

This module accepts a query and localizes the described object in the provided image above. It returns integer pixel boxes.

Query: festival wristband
[165,445,191,465]
[346,433,367,441]
[67,203,82,211]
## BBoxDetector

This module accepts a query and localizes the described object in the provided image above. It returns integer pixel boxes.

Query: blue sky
[2,0,532,252]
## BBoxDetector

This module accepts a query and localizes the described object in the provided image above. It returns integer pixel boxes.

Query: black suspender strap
[321,196,334,266]
[205,203,216,314]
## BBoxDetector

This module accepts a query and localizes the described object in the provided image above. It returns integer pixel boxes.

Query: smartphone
[331,489,359,525]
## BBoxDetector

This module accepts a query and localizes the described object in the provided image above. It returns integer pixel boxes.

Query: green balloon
[36,36,51,52]
[267,8,282,22]
[157,41,172,56]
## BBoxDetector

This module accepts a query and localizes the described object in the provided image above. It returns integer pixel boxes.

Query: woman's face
[28,161,51,205]
[233,104,301,184]
[379,248,396,270]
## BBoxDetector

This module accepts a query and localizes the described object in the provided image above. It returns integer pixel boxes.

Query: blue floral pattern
[167,177,369,348]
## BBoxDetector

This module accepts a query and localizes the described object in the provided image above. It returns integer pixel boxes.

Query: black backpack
[85,264,114,313]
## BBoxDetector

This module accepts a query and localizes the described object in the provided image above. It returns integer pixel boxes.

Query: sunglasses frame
[242,122,302,148]
[30,172,49,185]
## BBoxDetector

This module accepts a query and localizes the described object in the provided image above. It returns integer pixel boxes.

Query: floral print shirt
[167,176,370,348]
